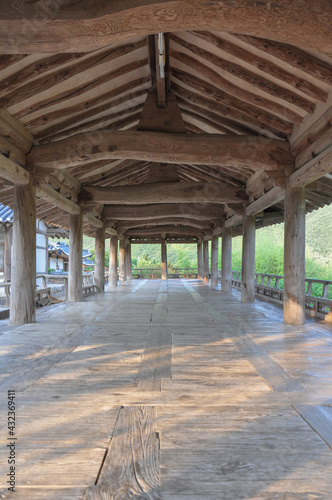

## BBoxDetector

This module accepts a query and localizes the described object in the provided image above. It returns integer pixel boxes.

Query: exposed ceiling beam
[81,181,246,205]
[0,154,30,185]
[124,225,205,238]
[28,131,293,171]
[0,1,331,55]
[103,204,224,221]
[246,187,285,216]
[289,145,332,188]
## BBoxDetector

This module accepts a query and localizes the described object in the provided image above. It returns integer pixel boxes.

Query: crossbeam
[28,131,293,171]
[103,204,224,221]
[0,1,331,55]
[82,182,246,205]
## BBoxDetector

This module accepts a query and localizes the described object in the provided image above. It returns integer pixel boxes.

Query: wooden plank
[28,130,293,171]
[84,406,160,500]
[292,404,332,450]
[224,326,305,393]
[137,326,171,391]
[0,153,30,185]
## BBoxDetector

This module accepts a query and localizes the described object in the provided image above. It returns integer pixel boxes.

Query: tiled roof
[0,203,13,223]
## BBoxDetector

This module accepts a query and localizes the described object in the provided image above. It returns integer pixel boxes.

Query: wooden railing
[0,273,96,307]
[230,271,332,320]
[132,267,198,279]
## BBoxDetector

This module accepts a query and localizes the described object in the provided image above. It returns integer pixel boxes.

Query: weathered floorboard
[84,406,160,500]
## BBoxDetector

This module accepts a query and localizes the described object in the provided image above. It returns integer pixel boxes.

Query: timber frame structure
[0,1,332,325]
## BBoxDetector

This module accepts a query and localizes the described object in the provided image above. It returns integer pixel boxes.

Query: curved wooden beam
[28,130,293,172]
[0,1,331,55]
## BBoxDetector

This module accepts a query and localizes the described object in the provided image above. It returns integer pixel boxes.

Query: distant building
[48,241,93,272]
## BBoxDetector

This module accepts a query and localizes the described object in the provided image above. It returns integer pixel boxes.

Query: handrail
[230,271,332,320]
[1,273,96,306]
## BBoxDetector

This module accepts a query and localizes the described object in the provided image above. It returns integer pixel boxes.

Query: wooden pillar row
[241,211,255,303]
[119,239,127,281]
[210,235,219,286]
[161,239,168,280]
[284,185,306,325]
[10,179,36,325]
[197,242,203,280]
[68,211,83,302]
[202,240,209,284]
[221,223,232,293]
[94,227,105,293]
[109,236,118,286]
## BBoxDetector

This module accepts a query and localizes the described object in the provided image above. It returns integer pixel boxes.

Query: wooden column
[10,179,36,325]
[119,239,127,281]
[126,241,132,279]
[94,227,105,293]
[68,211,83,302]
[197,242,203,280]
[4,225,12,306]
[109,236,118,286]
[221,223,232,293]
[202,240,209,284]
[210,235,219,286]
[284,185,306,325]
[161,239,168,280]
[241,211,255,302]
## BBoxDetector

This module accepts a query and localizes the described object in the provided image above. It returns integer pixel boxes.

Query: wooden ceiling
[0,1,331,239]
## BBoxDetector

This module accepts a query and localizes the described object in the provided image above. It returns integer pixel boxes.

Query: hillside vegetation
[82,203,332,281]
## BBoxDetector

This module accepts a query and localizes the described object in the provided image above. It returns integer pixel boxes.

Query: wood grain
[28,130,293,171]
[84,406,160,500]
[0,1,332,55]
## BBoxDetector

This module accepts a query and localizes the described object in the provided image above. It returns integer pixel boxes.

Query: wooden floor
[1,279,332,499]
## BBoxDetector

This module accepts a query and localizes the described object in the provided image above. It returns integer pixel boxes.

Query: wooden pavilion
[0,1,331,326]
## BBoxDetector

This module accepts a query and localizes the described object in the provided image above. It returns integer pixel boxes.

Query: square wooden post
[161,239,168,280]
[10,179,36,325]
[221,223,232,293]
[68,211,83,302]
[284,185,306,325]
[241,211,255,302]
[109,235,118,286]
[126,241,132,279]
[119,239,127,281]
[202,240,209,284]
[94,227,105,293]
[197,242,203,280]
[210,235,219,286]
